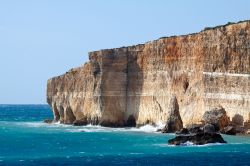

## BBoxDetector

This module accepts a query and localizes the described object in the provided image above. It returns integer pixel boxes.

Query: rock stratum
[47,20,250,128]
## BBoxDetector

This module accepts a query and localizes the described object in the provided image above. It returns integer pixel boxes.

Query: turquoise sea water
[0,105,250,165]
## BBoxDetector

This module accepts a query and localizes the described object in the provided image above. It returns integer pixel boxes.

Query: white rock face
[47,21,250,127]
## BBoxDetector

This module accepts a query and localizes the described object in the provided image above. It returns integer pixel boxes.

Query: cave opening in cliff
[126,115,136,127]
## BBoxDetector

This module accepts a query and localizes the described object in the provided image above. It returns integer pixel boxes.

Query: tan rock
[162,96,183,133]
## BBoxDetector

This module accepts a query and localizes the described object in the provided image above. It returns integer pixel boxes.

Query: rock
[162,96,183,133]
[156,129,162,132]
[47,21,250,127]
[43,119,53,124]
[232,114,244,126]
[244,122,250,129]
[175,128,190,135]
[222,125,236,135]
[73,119,88,126]
[168,133,227,145]
[203,107,230,131]
[234,126,246,134]
[203,123,216,133]
[187,124,203,134]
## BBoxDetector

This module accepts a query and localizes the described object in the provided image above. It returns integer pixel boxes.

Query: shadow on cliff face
[125,51,143,127]
[64,106,76,124]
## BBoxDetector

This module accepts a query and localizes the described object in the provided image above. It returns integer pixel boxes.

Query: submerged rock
[43,119,53,124]
[168,133,227,145]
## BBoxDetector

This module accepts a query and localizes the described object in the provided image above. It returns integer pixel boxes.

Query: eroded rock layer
[47,21,250,127]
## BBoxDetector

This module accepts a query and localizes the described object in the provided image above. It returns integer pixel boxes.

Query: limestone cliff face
[47,21,250,127]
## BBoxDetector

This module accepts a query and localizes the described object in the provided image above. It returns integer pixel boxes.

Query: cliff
[47,20,250,127]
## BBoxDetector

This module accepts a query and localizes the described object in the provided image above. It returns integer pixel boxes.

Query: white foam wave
[155,142,224,147]
[66,123,164,133]
[181,142,223,147]
[10,121,167,134]
[129,124,158,133]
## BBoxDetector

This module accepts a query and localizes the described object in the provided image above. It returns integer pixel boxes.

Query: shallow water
[0,105,250,165]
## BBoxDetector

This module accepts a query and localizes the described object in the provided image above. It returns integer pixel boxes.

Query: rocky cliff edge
[47,20,250,128]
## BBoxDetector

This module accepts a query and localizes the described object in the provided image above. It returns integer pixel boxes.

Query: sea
[0,105,250,166]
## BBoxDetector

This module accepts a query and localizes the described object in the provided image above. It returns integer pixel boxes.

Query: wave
[68,123,166,133]
[7,121,164,134]
[154,142,224,147]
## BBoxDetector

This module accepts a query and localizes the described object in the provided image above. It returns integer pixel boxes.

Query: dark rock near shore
[43,119,53,124]
[175,128,190,135]
[203,123,216,133]
[168,132,227,145]
[187,124,203,134]
[73,119,88,126]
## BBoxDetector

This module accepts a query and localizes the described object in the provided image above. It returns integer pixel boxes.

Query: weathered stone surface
[175,128,190,135]
[232,114,244,126]
[47,20,250,127]
[168,133,227,145]
[203,123,216,133]
[186,124,204,134]
[162,96,183,133]
[203,106,230,131]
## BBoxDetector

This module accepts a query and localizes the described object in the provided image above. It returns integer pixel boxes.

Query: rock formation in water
[47,20,250,128]
[168,132,227,145]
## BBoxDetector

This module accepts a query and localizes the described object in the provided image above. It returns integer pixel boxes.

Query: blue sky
[0,0,250,104]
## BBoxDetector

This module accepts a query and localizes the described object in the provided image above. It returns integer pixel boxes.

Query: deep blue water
[0,105,250,166]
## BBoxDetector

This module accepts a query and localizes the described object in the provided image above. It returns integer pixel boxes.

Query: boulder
[162,96,183,133]
[168,133,227,145]
[203,106,230,131]
[234,126,246,134]
[232,114,244,126]
[244,122,250,130]
[203,123,215,133]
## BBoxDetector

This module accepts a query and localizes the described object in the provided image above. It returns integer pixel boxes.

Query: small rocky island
[46,20,250,145]
[167,107,229,145]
